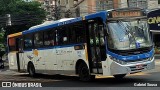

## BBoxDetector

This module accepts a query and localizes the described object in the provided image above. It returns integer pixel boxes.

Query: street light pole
[6,14,11,26]
[54,0,58,20]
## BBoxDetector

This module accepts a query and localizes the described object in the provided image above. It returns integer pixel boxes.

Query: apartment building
[56,0,159,18]
[128,0,158,9]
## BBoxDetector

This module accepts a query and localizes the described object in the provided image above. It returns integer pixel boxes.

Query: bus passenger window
[74,22,86,43]
[57,28,69,45]
[44,30,56,46]
[34,32,43,48]
[24,34,33,49]
[8,38,16,51]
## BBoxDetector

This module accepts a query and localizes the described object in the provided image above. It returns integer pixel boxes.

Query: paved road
[0,59,160,87]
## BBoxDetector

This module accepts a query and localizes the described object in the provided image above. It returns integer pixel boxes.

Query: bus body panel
[18,53,25,71]
[102,54,155,76]
[8,8,155,79]
[43,47,57,72]
[23,51,35,71]
[21,44,88,75]
[8,52,18,71]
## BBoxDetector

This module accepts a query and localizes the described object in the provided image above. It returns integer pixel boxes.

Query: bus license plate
[136,64,143,69]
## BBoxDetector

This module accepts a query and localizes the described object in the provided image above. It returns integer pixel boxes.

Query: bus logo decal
[27,55,33,60]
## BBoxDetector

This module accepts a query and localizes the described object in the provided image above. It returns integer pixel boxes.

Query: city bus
[8,8,155,81]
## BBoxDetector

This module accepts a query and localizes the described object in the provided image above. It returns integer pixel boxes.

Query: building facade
[54,0,159,18]
[24,0,159,20]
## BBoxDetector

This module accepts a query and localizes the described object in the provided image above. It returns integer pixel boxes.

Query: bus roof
[8,32,22,38]
[22,11,107,35]
[28,18,75,30]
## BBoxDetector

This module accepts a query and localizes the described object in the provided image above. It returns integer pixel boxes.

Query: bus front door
[88,21,106,74]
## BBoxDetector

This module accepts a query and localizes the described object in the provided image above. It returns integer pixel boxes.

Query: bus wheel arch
[75,59,86,74]
[75,59,95,81]
[113,74,126,79]
[27,61,36,77]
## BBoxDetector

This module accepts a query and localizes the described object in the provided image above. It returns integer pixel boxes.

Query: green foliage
[0,28,5,52]
[0,0,47,55]
[0,0,46,27]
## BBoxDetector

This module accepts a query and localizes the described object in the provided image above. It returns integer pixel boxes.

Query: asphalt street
[0,59,160,87]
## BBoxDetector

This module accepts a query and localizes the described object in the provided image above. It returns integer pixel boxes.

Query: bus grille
[125,58,149,64]
[130,64,147,71]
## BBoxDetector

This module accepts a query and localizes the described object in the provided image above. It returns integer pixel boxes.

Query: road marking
[129,72,150,76]
[96,75,113,79]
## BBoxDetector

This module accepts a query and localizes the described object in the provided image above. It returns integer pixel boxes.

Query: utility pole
[54,0,58,20]
[6,14,11,26]
[5,14,11,37]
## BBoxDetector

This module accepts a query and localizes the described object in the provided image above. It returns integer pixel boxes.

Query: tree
[0,28,5,56]
[0,0,46,27]
[0,0,47,55]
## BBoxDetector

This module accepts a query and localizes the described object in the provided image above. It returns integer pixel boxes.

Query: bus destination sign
[112,10,141,18]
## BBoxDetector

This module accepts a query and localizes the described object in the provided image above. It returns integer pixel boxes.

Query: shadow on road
[15,73,154,87]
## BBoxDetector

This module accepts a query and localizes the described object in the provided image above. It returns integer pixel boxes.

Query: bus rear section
[8,32,25,72]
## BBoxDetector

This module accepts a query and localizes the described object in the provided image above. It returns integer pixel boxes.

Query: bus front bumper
[110,57,155,75]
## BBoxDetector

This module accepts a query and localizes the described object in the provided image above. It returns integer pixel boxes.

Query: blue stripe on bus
[22,12,108,35]
[23,23,59,34]
[108,49,154,61]
[23,43,84,51]
[85,11,107,21]
[22,17,83,35]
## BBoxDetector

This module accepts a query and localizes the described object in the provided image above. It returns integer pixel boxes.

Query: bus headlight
[149,56,154,61]
[109,56,127,65]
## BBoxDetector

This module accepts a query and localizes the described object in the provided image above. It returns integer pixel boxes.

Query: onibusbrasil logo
[1,82,42,87]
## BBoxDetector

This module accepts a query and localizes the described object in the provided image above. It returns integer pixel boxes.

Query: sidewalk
[155,54,160,59]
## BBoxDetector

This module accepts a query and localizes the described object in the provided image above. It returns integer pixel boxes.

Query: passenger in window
[63,37,68,44]
[44,41,50,46]
[49,40,54,46]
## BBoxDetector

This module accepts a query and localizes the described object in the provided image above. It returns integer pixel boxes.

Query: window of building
[128,0,147,9]
[66,0,68,4]
[44,29,56,46]
[58,0,60,5]
[34,32,43,48]
[96,0,113,11]
[158,0,160,4]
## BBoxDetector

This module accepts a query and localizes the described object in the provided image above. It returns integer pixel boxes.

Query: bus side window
[24,34,33,49]
[34,32,43,48]
[8,37,16,51]
[44,29,56,46]
[57,27,69,45]
[73,21,86,43]
[68,25,76,44]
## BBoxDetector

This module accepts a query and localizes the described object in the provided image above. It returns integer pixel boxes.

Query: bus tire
[113,74,126,79]
[28,63,36,77]
[78,63,95,81]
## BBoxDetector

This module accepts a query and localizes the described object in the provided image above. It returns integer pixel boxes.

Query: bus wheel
[28,63,36,77]
[78,63,95,81]
[113,74,126,79]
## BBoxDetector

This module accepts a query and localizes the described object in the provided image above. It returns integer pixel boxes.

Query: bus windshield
[107,19,152,50]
